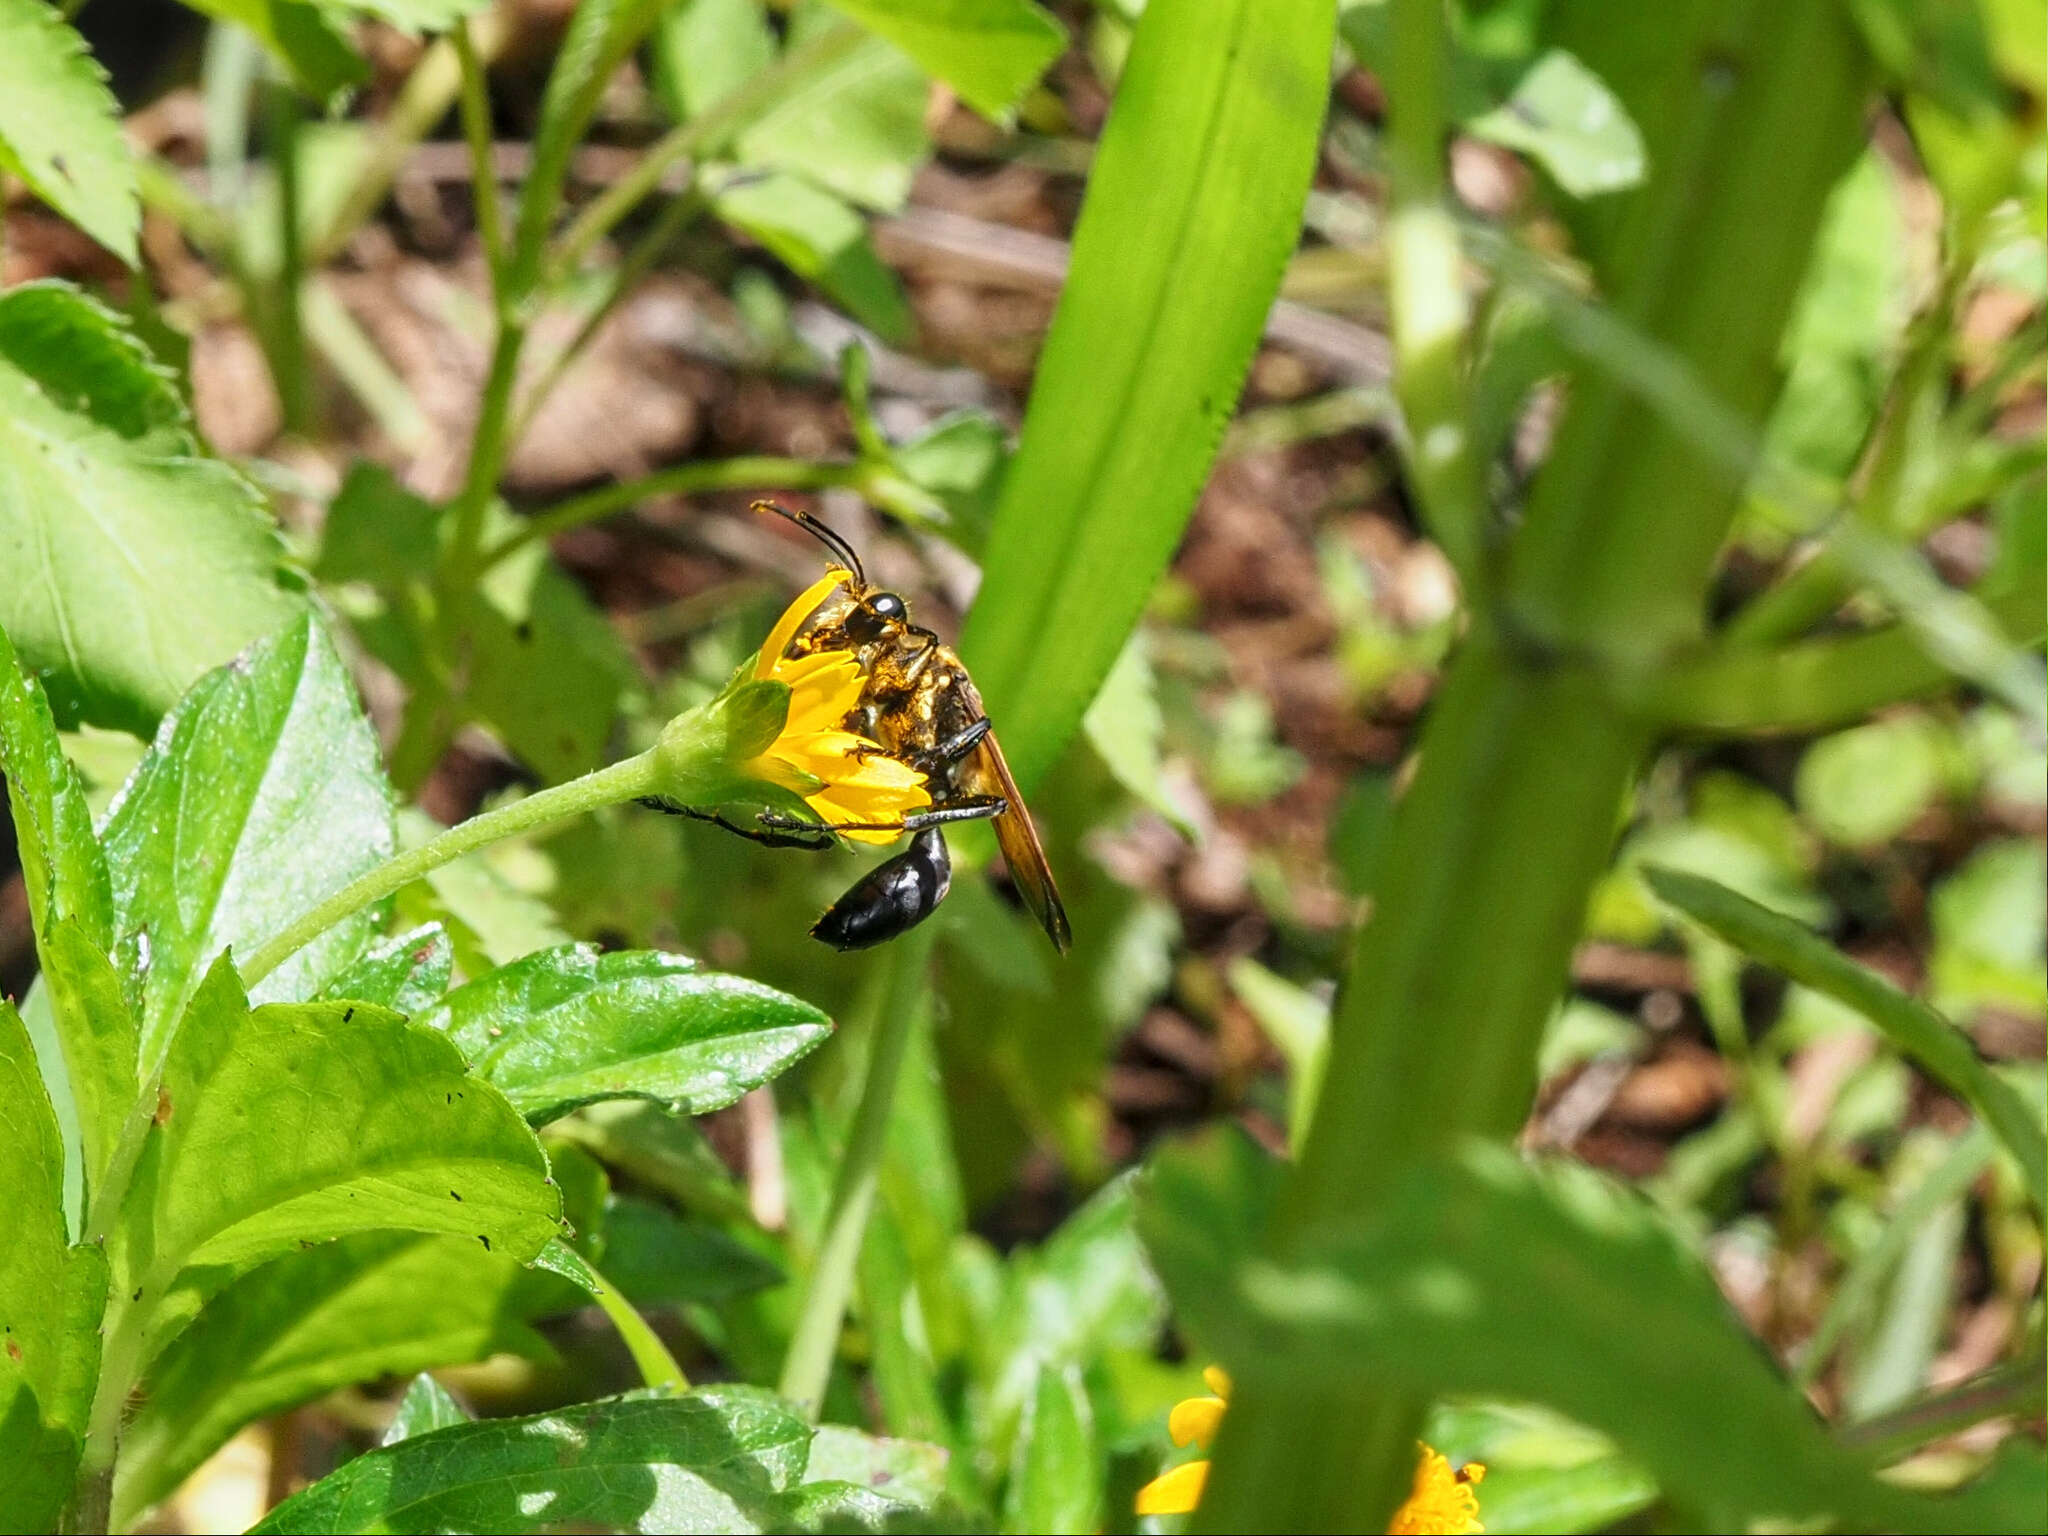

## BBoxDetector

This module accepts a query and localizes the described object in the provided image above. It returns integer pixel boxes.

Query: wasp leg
[638,797,838,850]
[757,795,1006,838]
[921,716,991,770]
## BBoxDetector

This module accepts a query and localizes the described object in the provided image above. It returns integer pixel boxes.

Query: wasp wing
[962,727,1071,954]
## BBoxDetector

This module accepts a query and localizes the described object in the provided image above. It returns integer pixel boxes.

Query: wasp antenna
[752,498,866,585]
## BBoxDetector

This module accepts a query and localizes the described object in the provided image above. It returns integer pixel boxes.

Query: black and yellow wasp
[663,501,1070,955]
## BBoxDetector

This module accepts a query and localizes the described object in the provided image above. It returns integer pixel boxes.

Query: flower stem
[776,927,934,1418]
[239,750,662,989]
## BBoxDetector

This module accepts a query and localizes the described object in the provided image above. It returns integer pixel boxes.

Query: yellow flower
[744,571,929,846]
[1387,1444,1485,1535]
[1136,1371,1484,1534]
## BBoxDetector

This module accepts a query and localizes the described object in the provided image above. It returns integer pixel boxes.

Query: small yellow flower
[1388,1444,1485,1536]
[745,571,929,845]
[1136,1370,1484,1533]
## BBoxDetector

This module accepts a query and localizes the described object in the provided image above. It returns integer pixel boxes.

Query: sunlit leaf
[818,0,1064,120]
[0,283,301,734]
[103,614,394,1063]
[418,944,832,1125]
[0,0,137,262]
[958,0,1335,791]
[251,1389,812,1534]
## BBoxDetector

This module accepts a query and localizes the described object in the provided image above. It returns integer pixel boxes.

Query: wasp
[670,501,1071,955]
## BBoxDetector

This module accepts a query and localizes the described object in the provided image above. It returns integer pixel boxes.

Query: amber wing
[962,727,1071,954]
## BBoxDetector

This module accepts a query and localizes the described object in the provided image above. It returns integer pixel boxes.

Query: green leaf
[1930,840,2048,1020]
[598,1195,784,1306]
[804,1424,949,1511]
[251,1389,813,1534]
[818,0,1063,120]
[736,29,929,211]
[1081,629,1197,839]
[103,614,394,1063]
[0,620,131,1197]
[653,0,776,120]
[1794,714,1948,847]
[1002,1362,1098,1535]
[1465,49,1646,198]
[419,944,832,1126]
[0,283,301,734]
[37,919,137,1204]
[890,409,1008,556]
[0,998,106,1534]
[531,1237,687,1392]
[1141,1131,1993,1533]
[471,528,642,782]
[383,1372,471,1444]
[319,923,454,1015]
[0,0,139,262]
[107,959,560,1372]
[956,0,1335,791]
[713,170,913,342]
[1642,866,2047,1215]
[114,1233,552,1523]
[173,0,367,101]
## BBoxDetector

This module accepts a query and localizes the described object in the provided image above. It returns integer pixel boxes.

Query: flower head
[743,570,928,845]
[1135,1370,1484,1533]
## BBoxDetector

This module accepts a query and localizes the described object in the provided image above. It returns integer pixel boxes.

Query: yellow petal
[1202,1366,1233,1399]
[775,652,867,734]
[1168,1395,1228,1450]
[1387,1444,1485,1536]
[755,569,851,680]
[1135,1459,1209,1517]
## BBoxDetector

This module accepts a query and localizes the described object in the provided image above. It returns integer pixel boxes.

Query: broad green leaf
[164,1,366,103]
[1472,1456,1660,1535]
[251,1388,812,1534]
[736,29,929,211]
[598,1195,784,1306]
[818,0,1063,120]
[1081,629,1198,839]
[1930,840,2048,1020]
[1141,1131,1997,1533]
[419,944,832,1125]
[0,0,138,262]
[383,1372,471,1444]
[1762,151,1907,487]
[103,613,394,1063]
[1465,49,1646,198]
[1002,1362,1098,1535]
[1794,714,1948,847]
[107,959,560,1372]
[890,409,1008,556]
[1642,866,2046,1214]
[957,0,1336,791]
[653,0,775,120]
[0,283,300,734]
[976,1175,1163,1466]
[319,923,454,1016]
[0,999,107,1534]
[804,1424,949,1511]
[713,170,913,341]
[471,516,642,783]
[114,1233,552,1523]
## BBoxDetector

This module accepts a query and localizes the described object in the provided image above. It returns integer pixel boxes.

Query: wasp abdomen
[811,827,953,951]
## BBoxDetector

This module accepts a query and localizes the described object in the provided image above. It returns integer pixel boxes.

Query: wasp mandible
[673,501,1070,955]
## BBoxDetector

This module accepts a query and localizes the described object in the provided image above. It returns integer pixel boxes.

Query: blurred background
[0,0,2041,1528]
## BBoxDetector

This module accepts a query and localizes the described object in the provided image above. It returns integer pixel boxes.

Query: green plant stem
[267,82,309,433]
[454,20,507,282]
[1198,3,1872,1527]
[540,1238,691,1392]
[240,750,662,988]
[1839,1357,2047,1465]
[480,456,877,571]
[777,928,935,1419]
[547,18,865,284]
[1381,0,1483,587]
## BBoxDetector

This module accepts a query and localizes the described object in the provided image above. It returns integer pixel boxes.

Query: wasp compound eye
[868,591,907,622]
[812,827,951,950]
